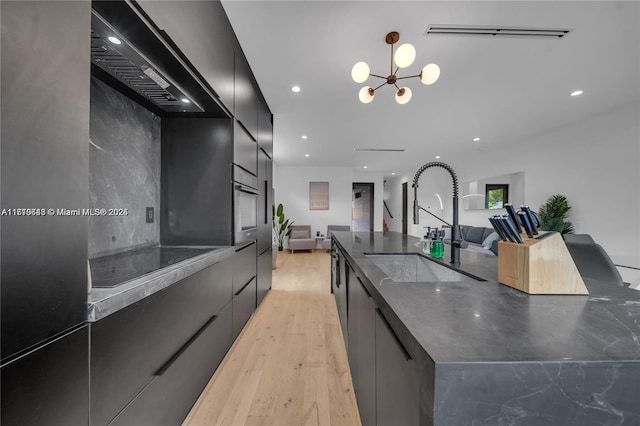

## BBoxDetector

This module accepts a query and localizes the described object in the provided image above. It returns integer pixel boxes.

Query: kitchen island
[332,231,640,425]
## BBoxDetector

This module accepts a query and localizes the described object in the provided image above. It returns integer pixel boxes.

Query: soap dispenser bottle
[429,227,445,259]
[422,227,431,254]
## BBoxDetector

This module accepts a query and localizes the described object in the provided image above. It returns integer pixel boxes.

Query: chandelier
[351,31,440,104]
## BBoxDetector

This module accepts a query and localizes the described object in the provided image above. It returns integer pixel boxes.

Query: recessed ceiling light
[435,155,441,159]
[570,90,583,97]
[363,166,368,169]
[291,85,301,93]
[473,137,480,142]
[391,172,396,175]
[107,36,122,45]
[304,154,310,157]
[474,313,481,318]
[301,135,308,139]
[180,98,190,103]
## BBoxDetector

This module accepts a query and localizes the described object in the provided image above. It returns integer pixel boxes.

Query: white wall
[273,166,353,246]
[353,171,384,232]
[385,102,640,266]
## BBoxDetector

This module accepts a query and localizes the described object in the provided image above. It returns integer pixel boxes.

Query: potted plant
[538,194,575,235]
[273,203,294,251]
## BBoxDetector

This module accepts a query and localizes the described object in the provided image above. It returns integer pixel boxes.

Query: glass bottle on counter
[429,228,445,259]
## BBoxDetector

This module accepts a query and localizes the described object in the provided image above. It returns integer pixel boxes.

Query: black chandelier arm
[390,43,394,75]
[370,73,387,79]
[372,81,387,91]
[393,82,400,91]
[396,74,421,80]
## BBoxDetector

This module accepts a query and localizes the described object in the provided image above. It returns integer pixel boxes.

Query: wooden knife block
[498,232,588,295]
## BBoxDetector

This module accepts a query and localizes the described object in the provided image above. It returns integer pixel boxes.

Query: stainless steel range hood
[90,1,228,117]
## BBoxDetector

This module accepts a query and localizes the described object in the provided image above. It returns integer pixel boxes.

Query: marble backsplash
[89,77,161,257]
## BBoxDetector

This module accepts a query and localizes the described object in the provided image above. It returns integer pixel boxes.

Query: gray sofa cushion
[466,227,486,245]
[290,229,309,239]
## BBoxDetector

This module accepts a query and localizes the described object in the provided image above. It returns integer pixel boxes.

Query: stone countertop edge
[87,246,236,322]
[331,231,640,365]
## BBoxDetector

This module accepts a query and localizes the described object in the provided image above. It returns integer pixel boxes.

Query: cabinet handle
[235,277,255,296]
[376,308,412,361]
[236,241,256,252]
[154,314,218,376]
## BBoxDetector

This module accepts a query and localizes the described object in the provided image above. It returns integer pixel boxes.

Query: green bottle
[430,229,445,259]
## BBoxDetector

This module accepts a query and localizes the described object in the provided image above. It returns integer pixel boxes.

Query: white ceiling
[221,1,640,177]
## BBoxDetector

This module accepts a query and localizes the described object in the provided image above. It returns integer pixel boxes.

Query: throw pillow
[482,231,501,249]
[290,230,308,239]
[466,227,486,244]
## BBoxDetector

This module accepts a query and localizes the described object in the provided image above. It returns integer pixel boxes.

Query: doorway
[352,183,374,232]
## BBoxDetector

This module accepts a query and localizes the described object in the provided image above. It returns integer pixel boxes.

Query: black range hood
[90,0,228,118]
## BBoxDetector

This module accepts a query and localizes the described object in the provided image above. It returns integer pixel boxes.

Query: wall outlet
[146,207,154,223]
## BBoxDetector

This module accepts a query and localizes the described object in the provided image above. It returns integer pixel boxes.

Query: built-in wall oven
[233,165,259,245]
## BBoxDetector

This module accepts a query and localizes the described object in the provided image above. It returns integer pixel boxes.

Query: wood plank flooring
[184,250,361,426]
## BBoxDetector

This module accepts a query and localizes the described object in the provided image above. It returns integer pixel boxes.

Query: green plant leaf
[276,203,283,217]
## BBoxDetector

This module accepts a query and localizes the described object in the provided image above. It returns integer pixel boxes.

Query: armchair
[288,225,316,253]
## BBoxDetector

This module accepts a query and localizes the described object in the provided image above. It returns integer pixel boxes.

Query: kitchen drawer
[110,301,232,426]
[233,120,257,176]
[257,248,272,306]
[90,258,232,425]
[233,242,257,294]
[232,277,256,339]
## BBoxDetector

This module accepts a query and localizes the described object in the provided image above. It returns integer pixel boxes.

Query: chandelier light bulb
[359,86,375,103]
[351,62,370,83]
[394,43,416,68]
[395,87,412,104]
[420,63,440,85]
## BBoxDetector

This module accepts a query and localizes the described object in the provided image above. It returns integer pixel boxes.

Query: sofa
[443,225,500,256]
[322,225,351,250]
[288,225,316,253]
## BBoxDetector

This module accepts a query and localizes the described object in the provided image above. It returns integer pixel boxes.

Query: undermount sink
[365,254,479,283]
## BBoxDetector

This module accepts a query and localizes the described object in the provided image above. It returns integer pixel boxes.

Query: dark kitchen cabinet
[257,97,273,158]
[335,255,349,349]
[135,0,236,112]
[110,301,232,426]
[375,309,420,426]
[1,0,90,360]
[90,258,233,425]
[257,147,273,254]
[233,277,257,339]
[257,248,272,306]
[1,325,89,426]
[233,120,258,176]
[347,265,376,426]
[233,242,257,294]
[234,50,259,139]
[161,117,233,246]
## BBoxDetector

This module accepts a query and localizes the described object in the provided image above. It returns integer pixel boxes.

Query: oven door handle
[234,184,259,196]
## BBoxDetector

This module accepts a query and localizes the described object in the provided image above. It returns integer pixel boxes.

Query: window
[485,184,509,209]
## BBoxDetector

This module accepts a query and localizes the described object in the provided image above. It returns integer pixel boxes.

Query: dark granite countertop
[87,245,236,322]
[333,231,640,364]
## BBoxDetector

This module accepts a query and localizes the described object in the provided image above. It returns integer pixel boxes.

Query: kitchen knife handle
[503,215,524,243]
[496,216,516,243]
[521,206,539,235]
[517,211,534,238]
[489,216,507,241]
[505,204,522,232]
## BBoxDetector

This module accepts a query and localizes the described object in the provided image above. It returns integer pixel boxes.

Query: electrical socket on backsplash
[146,207,154,223]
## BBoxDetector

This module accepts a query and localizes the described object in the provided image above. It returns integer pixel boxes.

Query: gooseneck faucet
[412,161,467,265]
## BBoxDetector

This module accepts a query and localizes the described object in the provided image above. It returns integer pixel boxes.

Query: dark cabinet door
[375,309,419,426]
[257,147,272,254]
[161,117,233,246]
[233,277,256,339]
[257,97,273,158]
[1,325,89,426]
[234,50,258,139]
[233,120,258,176]
[336,256,348,348]
[1,0,90,360]
[347,267,376,426]
[257,248,272,306]
[90,259,232,425]
[232,242,257,295]
[111,301,233,426]
[135,0,236,112]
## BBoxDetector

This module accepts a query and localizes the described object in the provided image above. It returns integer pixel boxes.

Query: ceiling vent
[424,25,571,39]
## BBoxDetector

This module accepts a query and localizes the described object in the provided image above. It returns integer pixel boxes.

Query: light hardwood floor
[184,250,361,426]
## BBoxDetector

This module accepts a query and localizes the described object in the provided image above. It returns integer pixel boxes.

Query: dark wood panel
[257,97,273,158]
[233,120,257,176]
[1,0,90,360]
[233,242,257,295]
[234,50,258,139]
[257,249,272,306]
[1,326,89,425]
[90,259,232,425]
[111,302,233,426]
[233,277,256,339]
[161,117,233,246]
